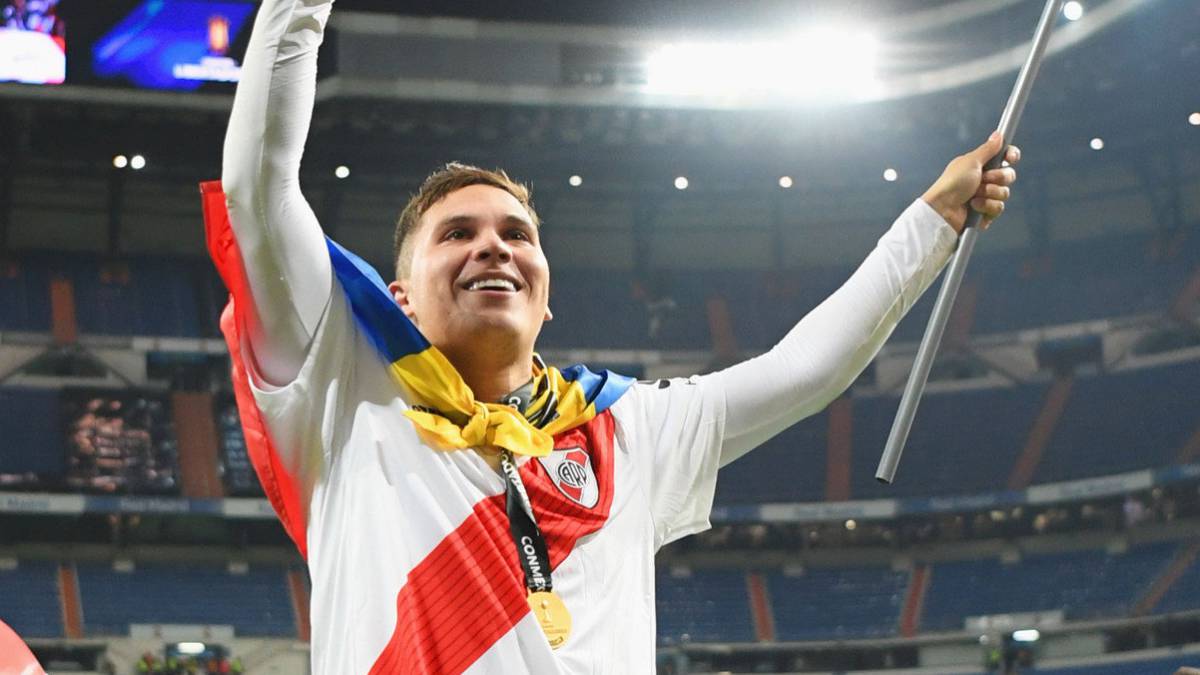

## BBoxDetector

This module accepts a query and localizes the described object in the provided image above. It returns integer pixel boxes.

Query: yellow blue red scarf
[326,239,632,457]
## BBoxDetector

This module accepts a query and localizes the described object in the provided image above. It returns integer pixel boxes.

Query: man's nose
[474,230,512,262]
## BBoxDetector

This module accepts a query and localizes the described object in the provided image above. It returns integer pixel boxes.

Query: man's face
[389,184,551,357]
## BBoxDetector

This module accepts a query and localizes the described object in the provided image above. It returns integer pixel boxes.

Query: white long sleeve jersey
[220,2,959,672]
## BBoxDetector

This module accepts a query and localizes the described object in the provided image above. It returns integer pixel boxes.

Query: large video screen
[0,0,66,84]
[90,0,256,91]
[63,391,180,495]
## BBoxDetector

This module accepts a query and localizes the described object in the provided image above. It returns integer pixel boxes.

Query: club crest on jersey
[538,447,598,508]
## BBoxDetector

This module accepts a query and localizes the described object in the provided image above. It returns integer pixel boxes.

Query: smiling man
[210,1,1018,673]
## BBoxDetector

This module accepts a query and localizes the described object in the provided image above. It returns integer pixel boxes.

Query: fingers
[1005,144,1021,165]
[984,167,1017,186]
[975,183,1010,201]
[970,197,1005,218]
[971,131,1005,162]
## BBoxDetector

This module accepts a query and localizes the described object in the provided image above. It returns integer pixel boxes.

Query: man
[210,1,1019,673]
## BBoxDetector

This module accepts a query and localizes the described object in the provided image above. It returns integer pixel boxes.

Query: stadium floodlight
[674,176,689,190]
[883,167,898,182]
[176,642,206,655]
[130,155,146,170]
[112,155,128,169]
[1089,137,1104,150]
[778,176,793,189]
[335,165,350,179]
[1012,629,1040,642]
[1063,1,1083,21]
[1189,112,1200,126]
[644,27,878,101]
[568,174,583,187]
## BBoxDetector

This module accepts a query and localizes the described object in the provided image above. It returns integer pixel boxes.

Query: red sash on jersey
[369,412,618,675]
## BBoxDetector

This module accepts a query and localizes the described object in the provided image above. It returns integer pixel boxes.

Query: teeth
[469,278,516,291]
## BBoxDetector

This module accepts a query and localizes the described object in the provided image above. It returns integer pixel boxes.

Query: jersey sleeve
[221,0,335,387]
[610,377,727,549]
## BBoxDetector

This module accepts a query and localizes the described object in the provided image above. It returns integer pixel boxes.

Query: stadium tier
[767,565,909,641]
[0,561,63,639]
[74,562,294,638]
[920,541,1181,632]
[655,569,757,644]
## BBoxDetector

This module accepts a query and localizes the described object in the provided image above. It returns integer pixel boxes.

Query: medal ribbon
[499,449,553,593]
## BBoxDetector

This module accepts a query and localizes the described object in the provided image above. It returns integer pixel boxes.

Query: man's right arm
[222,0,335,386]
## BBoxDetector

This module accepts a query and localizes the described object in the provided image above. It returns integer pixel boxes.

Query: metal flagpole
[876,0,1065,484]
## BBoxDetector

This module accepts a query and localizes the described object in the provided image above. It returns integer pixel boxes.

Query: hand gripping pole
[876,0,1064,484]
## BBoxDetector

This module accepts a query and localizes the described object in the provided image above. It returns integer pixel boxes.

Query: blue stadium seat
[921,542,1179,631]
[656,569,756,644]
[850,383,1047,500]
[70,257,203,337]
[76,562,295,637]
[769,565,909,641]
[0,561,62,638]
[0,260,52,333]
[716,410,828,505]
[1037,361,1200,484]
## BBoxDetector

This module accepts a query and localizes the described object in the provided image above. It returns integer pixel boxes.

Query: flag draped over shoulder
[200,181,632,556]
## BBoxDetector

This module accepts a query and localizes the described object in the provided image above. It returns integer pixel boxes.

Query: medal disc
[527,590,572,649]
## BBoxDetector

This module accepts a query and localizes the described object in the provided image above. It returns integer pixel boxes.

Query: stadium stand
[75,562,294,637]
[715,410,829,505]
[850,383,1049,500]
[0,260,52,333]
[656,569,756,645]
[920,541,1180,632]
[0,561,63,639]
[767,565,909,641]
[66,257,206,338]
[1037,360,1200,483]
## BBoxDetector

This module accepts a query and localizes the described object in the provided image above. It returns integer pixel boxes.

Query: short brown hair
[392,162,540,279]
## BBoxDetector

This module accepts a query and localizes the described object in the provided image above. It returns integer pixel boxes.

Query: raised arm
[714,135,1020,465]
[221,0,334,386]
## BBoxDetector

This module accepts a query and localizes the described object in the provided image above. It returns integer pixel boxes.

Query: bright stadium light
[1012,629,1040,643]
[176,642,206,655]
[568,174,583,187]
[1063,1,1084,21]
[1089,137,1104,150]
[130,154,146,170]
[1189,112,1200,126]
[778,175,793,189]
[674,176,689,190]
[883,167,898,182]
[335,165,350,179]
[645,26,879,101]
[112,155,128,169]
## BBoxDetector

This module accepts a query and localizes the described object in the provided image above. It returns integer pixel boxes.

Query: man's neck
[440,344,534,403]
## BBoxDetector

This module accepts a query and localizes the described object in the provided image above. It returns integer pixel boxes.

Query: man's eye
[444,229,467,240]
[507,230,531,241]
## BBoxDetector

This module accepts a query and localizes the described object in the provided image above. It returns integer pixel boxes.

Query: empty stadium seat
[656,569,756,644]
[75,562,294,638]
[0,561,62,638]
[769,565,909,641]
[921,542,1180,632]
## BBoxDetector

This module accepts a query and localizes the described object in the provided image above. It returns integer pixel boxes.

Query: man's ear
[388,279,418,322]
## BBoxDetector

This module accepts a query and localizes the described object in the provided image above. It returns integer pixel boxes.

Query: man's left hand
[921,131,1021,234]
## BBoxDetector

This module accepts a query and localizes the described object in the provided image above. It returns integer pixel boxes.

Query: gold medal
[527,590,572,649]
